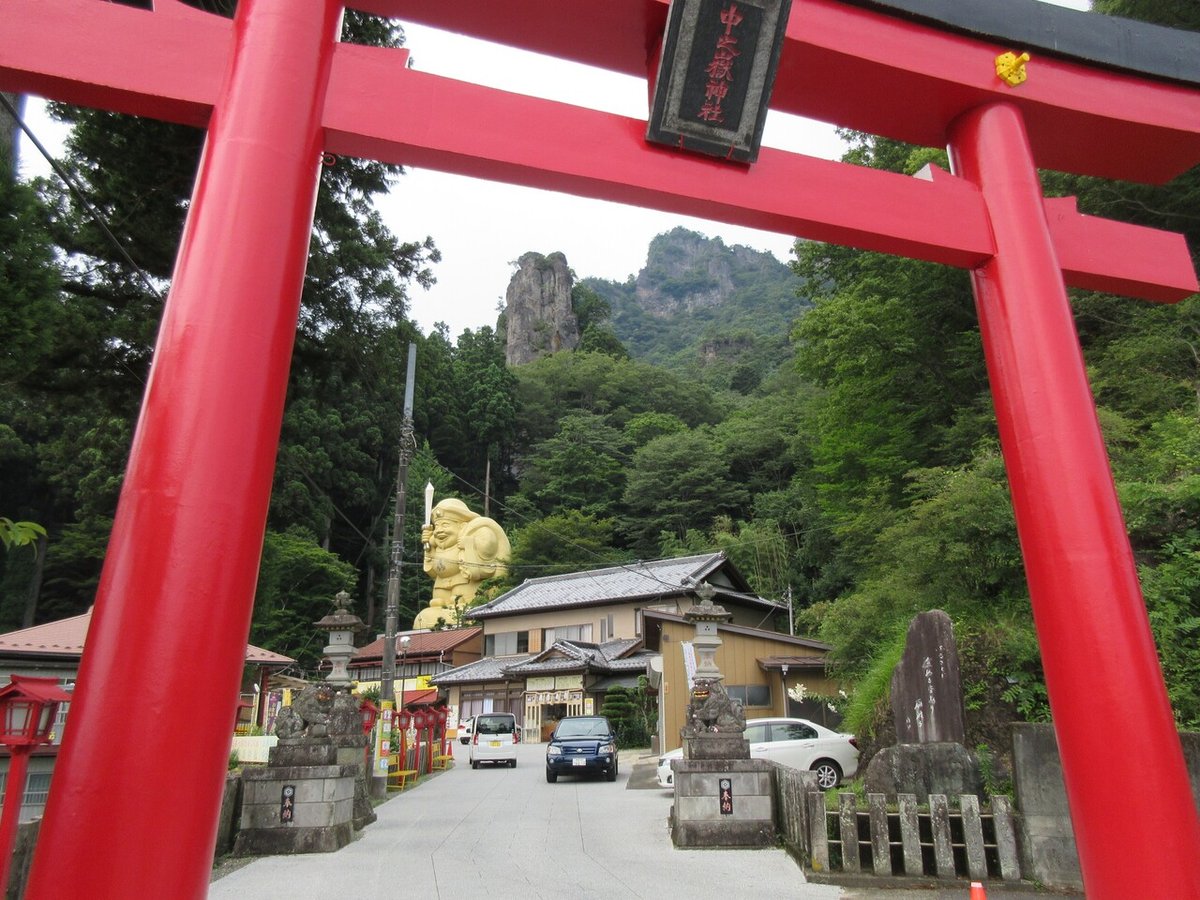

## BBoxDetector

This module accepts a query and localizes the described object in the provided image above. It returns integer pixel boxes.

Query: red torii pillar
[24,1,344,896]
[948,102,1200,895]
[3,1,1200,898]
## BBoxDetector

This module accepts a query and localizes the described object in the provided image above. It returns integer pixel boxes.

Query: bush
[600,683,655,749]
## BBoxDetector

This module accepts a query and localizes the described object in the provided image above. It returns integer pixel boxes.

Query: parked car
[458,716,475,745]
[545,715,619,783]
[469,712,519,768]
[656,717,859,790]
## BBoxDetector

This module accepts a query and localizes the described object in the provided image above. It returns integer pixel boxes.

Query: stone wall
[1011,723,1200,890]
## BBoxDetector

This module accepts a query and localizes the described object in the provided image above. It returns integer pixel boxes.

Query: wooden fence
[774,766,1022,881]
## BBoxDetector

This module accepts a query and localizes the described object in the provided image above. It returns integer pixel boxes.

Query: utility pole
[381,343,417,705]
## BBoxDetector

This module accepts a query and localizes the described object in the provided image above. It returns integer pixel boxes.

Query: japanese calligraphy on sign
[891,610,967,745]
[280,784,296,823]
[719,777,734,815]
[647,0,793,163]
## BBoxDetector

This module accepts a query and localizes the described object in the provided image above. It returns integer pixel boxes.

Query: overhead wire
[1,95,165,305]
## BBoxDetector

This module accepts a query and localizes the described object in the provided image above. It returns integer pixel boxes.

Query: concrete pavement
[207,744,1042,900]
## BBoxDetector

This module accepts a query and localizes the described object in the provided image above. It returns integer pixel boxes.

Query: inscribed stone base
[671,758,775,848]
[234,763,357,856]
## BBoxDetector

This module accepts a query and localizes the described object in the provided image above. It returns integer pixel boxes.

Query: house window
[600,614,614,642]
[543,623,592,644]
[635,608,642,637]
[726,684,771,708]
[484,630,529,656]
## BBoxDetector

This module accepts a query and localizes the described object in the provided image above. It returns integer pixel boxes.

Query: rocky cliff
[504,251,581,366]
[582,227,807,372]
[633,227,781,317]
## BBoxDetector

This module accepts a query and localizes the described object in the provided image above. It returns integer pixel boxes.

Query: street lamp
[0,676,71,893]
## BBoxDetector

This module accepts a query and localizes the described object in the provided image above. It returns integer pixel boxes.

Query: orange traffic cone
[969,882,987,900]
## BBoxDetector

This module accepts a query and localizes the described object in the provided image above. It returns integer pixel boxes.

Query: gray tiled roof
[501,640,656,678]
[469,553,779,619]
[599,638,641,661]
[431,653,532,685]
[435,638,658,684]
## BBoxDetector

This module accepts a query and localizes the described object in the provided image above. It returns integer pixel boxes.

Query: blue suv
[545,716,618,782]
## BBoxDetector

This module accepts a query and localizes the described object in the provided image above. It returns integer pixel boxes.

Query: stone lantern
[315,590,366,689]
[670,581,775,849]
[686,581,730,682]
[680,581,744,746]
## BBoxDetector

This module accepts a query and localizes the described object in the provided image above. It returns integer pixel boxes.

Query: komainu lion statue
[682,677,745,736]
[274,684,354,740]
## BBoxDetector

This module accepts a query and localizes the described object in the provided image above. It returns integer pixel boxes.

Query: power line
[1,94,165,304]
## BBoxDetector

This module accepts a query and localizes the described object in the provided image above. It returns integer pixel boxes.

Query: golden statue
[414,497,511,629]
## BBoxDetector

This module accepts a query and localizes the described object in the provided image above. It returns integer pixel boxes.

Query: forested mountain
[581,226,810,391]
[0,0,1196,772]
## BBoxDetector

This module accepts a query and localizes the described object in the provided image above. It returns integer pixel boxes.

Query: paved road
[209,743,844,900]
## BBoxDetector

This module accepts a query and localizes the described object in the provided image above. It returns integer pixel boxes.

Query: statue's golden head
[432,498,476,525]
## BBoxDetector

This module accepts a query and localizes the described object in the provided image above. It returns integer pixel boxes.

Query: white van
[468,712,519,768]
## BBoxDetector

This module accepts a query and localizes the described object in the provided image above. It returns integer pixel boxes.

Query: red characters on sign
[699,4,743,123]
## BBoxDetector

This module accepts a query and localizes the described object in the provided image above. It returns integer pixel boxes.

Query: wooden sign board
[647,0,792,163]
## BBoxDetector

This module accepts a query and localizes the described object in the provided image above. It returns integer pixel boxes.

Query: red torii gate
[3,0,1200,896]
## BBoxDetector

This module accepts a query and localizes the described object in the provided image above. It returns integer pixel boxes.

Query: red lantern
[0,676,71,894]
[395,710,412,731]
[359,699,378,736]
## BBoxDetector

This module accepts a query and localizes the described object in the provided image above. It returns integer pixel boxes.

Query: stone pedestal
[671,757,776,848]
[862,742,983,803]
[684,732,749,760]
[233,738,357,856]
[333,734,376,830]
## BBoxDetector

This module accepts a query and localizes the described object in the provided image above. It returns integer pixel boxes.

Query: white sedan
[656,717,859,790]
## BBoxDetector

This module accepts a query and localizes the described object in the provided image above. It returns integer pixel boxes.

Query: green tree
[515,412,628,520]
[514,350,721,448]
[251,528,358,671]
[621,427,750,557]
[496,510,627,590]
[599,683,654,748]
[0,518,45,551]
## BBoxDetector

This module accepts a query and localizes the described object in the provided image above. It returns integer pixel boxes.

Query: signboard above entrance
[647,0,792,163]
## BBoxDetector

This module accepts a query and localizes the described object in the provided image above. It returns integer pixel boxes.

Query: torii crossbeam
[3,1,1199,897]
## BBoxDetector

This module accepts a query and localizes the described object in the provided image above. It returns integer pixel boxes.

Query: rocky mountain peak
[504,251,580,366]
[633,226,785,317]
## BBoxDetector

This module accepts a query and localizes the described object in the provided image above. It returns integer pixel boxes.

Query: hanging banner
[681,641,697,690]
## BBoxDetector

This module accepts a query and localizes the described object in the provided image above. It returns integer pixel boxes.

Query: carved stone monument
[864,610,982,801]
[892,609,967,744]
[671,583,775,848]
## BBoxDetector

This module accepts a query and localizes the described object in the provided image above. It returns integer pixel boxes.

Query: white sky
[17,0,1090,340]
